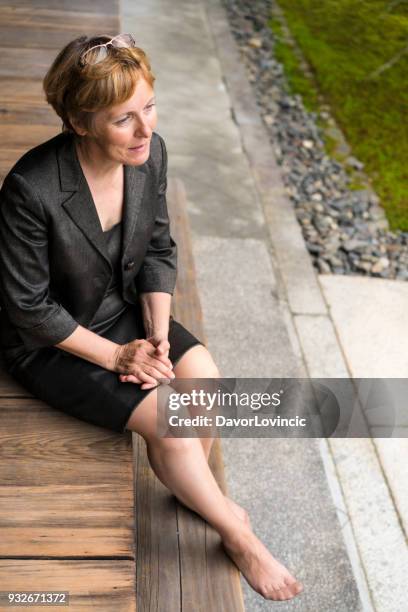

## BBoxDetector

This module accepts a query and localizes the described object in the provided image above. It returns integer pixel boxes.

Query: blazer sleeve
[135,136,178,295]
[0,172,79,351]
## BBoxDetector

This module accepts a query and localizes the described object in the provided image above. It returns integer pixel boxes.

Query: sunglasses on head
[79,33,136,67]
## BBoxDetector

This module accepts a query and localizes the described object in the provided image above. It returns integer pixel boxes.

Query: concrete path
[123,1,406,610]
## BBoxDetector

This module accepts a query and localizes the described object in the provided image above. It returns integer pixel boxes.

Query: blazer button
[125,260,135,271]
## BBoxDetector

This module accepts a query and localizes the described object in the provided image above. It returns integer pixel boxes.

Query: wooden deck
[0,2,245,610]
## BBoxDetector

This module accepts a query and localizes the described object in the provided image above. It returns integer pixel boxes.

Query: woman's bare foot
[222,525,303,601]
[225,496,251,528]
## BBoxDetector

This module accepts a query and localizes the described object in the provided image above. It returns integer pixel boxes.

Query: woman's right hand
[112,339,175,387]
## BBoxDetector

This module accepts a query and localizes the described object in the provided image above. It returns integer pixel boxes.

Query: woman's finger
[140,381,159,390]
[120,375,172,390]
[119,374,140,384]
[119,363,172,384]
[147,350,172,369]
[138,369,161,386]
[143,363,175,382]
[119,374,160,389]
[145,356,174,376]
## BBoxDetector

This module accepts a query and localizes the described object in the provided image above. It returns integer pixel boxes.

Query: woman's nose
[134,119,151,139]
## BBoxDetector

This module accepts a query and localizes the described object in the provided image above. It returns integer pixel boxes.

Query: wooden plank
[0,47,58,79]
[177,436,245,612]
[0,78,46,101]
[0,358,31,396]
[167,178,206,342]
[0,102,60,126]
[0,0,119,14]
[0,560,135,612]
[0,397,134,557]
[133,434,181,611]
[0,7,118,49]
[0,152,33,185]
[0,398,133,484]
[0,124,60,149]
[157,433,244,612]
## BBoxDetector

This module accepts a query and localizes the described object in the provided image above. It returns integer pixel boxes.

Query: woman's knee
[124,384,195,441]
[125,388,203,454]
[173,344,221,379]
[124,345,221,435]
[124,387,159,437]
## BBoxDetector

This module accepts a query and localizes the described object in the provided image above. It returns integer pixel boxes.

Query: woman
[0,34,303,602]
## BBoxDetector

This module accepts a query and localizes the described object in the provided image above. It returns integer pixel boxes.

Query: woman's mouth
[129,142,147,152]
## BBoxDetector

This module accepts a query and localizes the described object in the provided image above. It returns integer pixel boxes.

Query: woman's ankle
[219,520,252,548]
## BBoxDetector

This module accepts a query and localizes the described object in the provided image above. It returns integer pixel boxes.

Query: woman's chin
[124,147,150,165]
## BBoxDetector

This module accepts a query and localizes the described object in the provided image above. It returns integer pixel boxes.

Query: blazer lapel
[122,163,146,261]
[57,132,147,270]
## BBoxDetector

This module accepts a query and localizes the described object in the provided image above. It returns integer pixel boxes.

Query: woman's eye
[115,104,155,124]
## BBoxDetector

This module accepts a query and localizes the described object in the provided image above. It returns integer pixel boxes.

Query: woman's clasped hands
[113,334,175,390]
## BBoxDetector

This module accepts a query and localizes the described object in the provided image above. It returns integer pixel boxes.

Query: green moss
[348,179,367,191]
[269,0,408,230]
[267,16,320,111]
[321,130,338,156]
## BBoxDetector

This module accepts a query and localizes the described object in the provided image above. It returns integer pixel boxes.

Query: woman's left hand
[119,333,172,388]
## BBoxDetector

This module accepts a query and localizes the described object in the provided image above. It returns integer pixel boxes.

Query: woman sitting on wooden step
[0,34,303,603]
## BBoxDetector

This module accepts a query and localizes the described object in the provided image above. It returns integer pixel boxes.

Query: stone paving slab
[329,438,408,612]
[294,314,349,378]
[318,275,408,378]
[374,438,408,535]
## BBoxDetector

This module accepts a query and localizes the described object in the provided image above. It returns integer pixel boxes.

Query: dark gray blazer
[0,130,177,353]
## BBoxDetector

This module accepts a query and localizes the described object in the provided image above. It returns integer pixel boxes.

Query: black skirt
[2,305,204,434]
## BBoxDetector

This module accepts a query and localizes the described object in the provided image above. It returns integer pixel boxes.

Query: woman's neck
[74,135,122,183]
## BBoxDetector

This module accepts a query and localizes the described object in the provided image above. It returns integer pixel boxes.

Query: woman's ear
[68,114,88,137]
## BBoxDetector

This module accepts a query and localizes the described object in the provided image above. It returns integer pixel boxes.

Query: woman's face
[84,76,158,166]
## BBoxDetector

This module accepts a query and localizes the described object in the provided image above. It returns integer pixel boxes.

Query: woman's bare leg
[171,345,251,526]
[124,365,303,600]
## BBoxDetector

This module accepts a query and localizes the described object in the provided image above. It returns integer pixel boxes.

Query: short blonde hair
[43,35,156,135]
